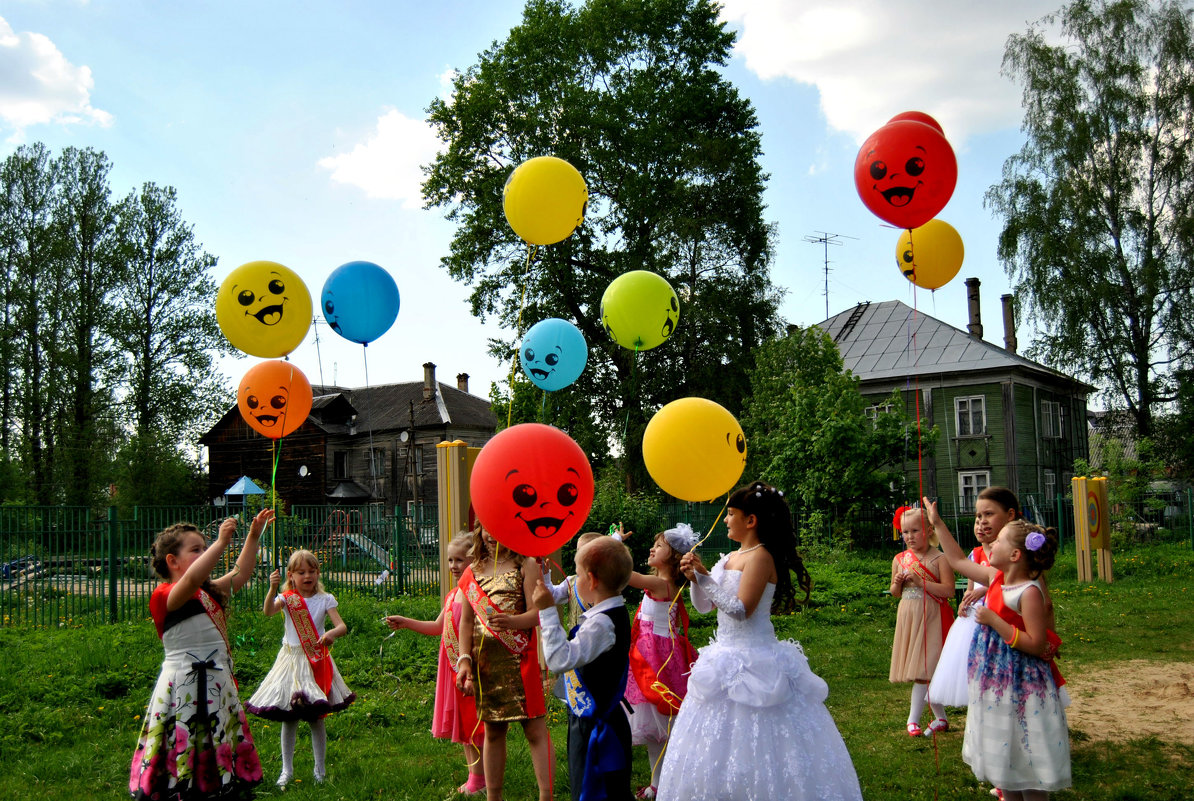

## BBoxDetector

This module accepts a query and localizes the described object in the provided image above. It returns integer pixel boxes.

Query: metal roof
[819,300,1082,386]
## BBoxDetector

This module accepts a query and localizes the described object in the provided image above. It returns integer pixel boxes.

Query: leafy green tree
[424,0,782,488]
[742,326,931,529]
[987,0,1194,439]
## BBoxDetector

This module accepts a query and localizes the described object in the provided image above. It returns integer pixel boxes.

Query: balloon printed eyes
[513,484,537,507]
[557,483,578,505]
[870,161,887,180]
[244,394,287,412]
[729,432,746,454]
[906,157,925,177]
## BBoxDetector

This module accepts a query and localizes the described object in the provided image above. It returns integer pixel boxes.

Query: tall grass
[1,544,1191,799]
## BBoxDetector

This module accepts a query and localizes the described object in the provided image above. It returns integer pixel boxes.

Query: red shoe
[924,718,949,736]
[635,787,657,799]
[906,722,922,737]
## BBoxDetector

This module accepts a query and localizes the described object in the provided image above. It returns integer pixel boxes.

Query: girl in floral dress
[129,509,273,800]
[924,498,1070,800]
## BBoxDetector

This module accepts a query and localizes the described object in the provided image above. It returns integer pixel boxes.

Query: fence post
[108,506,118,624]
[1055,492,1064,553]
[1188,488,1193,551]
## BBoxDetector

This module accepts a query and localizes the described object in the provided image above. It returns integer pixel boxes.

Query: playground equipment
[1072,475,1113,583]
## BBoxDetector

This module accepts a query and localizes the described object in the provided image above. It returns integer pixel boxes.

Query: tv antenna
[803,231,857,319]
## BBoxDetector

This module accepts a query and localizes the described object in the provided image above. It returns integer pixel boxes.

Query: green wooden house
[820,279,1091,514]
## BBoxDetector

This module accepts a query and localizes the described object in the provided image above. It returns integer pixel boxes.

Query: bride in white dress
[656,481,863,801]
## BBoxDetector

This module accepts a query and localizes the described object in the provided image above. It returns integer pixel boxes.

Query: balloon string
[271,438,281,568]
[312,316,326,389]
[363,345,378,495]
[506,243,539,430]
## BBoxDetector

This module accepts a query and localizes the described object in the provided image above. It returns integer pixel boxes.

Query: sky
[0,0,1060,402]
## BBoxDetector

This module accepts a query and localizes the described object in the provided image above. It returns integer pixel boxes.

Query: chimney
[456,372,470,393]
[423,362,436,401]
[965,277,983,340]
[1001,294,1018,354]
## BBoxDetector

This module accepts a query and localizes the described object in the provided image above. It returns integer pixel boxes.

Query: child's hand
[489,612,515,630]
[319,632,336,648]
[217,518,237,543]
[959,588,984,614]
[385,615,409,630]
[249,508,275,537]
[921,497,940,526]
[616,523,632,540]
[531,579,554,611]
[973,606,997,628]
[680,551,706,580]
[456,664,473,694]
[268,570,281,589]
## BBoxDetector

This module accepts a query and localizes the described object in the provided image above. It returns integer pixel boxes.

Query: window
[369,448,386,478]
[1041,400,1063,438]
[333,451,349,479]
[955,396,986,437]
[413,444,424,475]
[1043,469,1056,500]
[958,471,990,511]
[865,402,894,426]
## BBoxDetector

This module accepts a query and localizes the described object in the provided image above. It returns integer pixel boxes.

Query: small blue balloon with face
[519,318,587,391]
[321,261,400,345]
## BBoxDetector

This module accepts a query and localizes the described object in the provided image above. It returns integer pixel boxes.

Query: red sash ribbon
[442,593,462,665]
[459,566,531,656]
[282,590,333,694]
[898,550,954,642]
[986,572,1065,688]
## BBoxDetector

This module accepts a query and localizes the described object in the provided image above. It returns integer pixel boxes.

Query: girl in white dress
[246,549,355,786]
[924,498,1070,800]
[929,487,1020,708]
[656,481,863,801]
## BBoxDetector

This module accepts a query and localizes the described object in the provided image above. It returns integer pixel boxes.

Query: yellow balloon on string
[503,156,588,246]
[895,219,964,290]
[217,261,312,357]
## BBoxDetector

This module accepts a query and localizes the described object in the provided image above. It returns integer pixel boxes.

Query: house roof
[819,300,1090,389]
[306,381,497,434]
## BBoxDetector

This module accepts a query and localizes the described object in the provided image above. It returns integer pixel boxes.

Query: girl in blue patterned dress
[924,498,1070,800]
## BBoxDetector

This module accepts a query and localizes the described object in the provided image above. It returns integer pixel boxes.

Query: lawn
[1,543,1191,800]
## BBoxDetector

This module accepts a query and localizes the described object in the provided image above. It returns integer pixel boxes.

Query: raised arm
[167,520,234,611]
[627,570,671,598]
[922,498,996,586]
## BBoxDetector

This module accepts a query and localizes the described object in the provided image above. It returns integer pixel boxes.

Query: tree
[741,326,932,530]
[987,0,1194,439]
[423,0,782,486]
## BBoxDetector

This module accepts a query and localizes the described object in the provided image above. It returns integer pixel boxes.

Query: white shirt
[279,591,337,646]
[538,595,624,673]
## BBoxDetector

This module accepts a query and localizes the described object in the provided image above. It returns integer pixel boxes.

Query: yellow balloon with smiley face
[643,397,746,501]
[217,261,312,358]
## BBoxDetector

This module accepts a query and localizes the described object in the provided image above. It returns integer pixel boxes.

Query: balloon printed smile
[250,303,286,325]
[254,414,279,426]
[529,368,552,380]
[515,511,574,538]
[878,183,921,207]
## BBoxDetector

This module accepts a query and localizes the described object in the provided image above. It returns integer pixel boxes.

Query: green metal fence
[0,504,441,628]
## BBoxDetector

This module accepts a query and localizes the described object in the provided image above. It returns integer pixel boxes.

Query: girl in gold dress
[456,527,554,801]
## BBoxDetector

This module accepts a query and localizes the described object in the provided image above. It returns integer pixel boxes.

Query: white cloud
[719,0,1053,144]
[0,16,112,140]
[317,108,441,208]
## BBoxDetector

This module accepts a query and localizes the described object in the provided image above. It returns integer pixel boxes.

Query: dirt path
[1064,659,1194,745]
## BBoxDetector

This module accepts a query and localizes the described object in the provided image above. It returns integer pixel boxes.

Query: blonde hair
[447,530,474,559]
[281,549,325,594]
[469,524,525,568]
[577,537,633,592]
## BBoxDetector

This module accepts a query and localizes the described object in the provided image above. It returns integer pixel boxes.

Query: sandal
[924,718,949,736]
[635,786,657,799]
[906,722,922,737]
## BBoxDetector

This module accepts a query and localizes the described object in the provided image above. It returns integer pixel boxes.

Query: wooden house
[200,363,497,509]
[820,279,1092,512]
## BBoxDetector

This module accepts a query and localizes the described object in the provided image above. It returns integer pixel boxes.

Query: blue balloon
[519,318,588,391]
[321,261,400,345]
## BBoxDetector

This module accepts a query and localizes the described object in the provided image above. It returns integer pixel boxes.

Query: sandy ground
[1064,658,1194,745]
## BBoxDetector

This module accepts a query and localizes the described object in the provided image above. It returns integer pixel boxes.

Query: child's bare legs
[521,716,554,801]
[483,722,508,801]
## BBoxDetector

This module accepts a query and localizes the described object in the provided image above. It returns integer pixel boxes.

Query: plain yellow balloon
[895,219,964,290]
[600,270,679,351]
[643,397,746,502]
[217,261,313,358]
[503,156,588,246]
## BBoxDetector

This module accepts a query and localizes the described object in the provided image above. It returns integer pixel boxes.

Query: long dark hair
[727,481,811,613]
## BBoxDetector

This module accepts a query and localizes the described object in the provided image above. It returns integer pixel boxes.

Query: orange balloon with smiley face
[854,118,957,231]
[237,360,313,439]
[469,423,594,558]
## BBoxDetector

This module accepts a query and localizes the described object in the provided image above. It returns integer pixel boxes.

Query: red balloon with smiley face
[855,118,957,230]
[469,423,594,558]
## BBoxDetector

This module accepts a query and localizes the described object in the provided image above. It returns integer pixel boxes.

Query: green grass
[1,544,1192,799]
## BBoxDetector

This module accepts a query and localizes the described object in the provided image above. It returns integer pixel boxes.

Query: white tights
[280,718,328,779]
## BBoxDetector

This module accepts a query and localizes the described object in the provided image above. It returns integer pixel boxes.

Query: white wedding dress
[656,558,863,801]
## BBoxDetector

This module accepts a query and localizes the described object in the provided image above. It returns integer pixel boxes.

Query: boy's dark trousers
[567,707,633,801]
